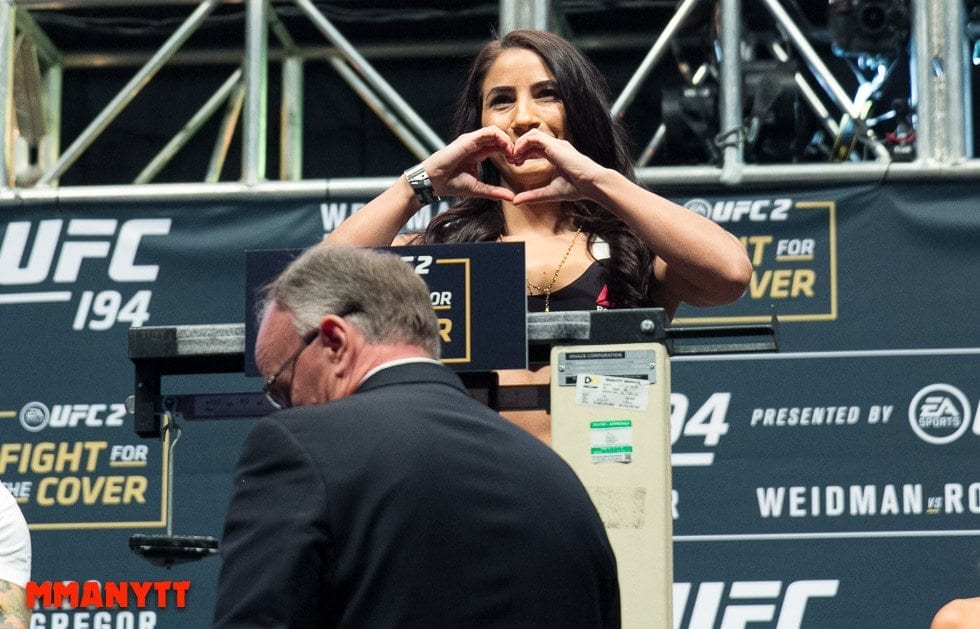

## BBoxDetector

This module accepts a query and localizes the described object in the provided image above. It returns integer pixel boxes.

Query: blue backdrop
[1,181,977,627]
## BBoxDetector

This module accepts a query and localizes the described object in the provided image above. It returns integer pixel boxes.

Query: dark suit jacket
[213,361,619,628]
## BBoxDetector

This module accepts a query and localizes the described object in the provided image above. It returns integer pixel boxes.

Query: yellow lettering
[0,441,106,475]
[749,270,772,298]
[438,318,452,343]
[791,269,816,297]
[34,475,148,506]
[770,269,792,297]
[749,269,816,299]
[123,475,148,504]
[740,235,773,266]
[55,476,80,505]
[101,475,125,504]
[54,441,84,472]
[33,443,56,473]
[80,476,106,505]
[0,443,23,475]
[36,476,57,506]
[82,441,108,471]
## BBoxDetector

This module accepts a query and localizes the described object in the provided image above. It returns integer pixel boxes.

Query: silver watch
[403,163,440,207]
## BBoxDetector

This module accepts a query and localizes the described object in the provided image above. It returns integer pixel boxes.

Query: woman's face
[480,47,568,191]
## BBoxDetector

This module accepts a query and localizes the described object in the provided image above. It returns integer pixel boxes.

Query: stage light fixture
[828,0,911,58]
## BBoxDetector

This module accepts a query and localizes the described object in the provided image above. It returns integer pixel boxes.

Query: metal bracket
[128,309,778,436]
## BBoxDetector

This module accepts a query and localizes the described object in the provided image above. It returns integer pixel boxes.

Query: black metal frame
[128,308,779,438]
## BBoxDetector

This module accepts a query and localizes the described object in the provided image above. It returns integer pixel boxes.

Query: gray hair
[260,244,441,358]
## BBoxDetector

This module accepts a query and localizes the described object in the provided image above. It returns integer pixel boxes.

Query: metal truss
[1,0,977,204]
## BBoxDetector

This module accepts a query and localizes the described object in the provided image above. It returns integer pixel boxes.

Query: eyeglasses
[262,304,362,410]
[263,329,318,410]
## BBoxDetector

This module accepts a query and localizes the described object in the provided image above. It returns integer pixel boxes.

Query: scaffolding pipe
[268,1,303,180]
[611,0,702,117]
[770,41,841,139]
[636,159,980,185]
[207,81,245,182]
[267,0,299,56]
[5,0,976,189]
[760,0,861,122]
[38,58,61,179]
[59,41,491,69]
[281,55,303,180]
[0,1,16,187]
[328,56,430,162]
[718,0,743,182]
[134,68,243,184]
[36,0,221,186]
[499,0,551,34]
[242,0,268,184]
[910,0,931,162]
[943,0,970,159]
[2,157,980,209]
[636,123,667,167]
[293,0,445,153]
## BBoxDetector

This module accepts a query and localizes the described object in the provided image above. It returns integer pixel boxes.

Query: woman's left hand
[509,131,753,311]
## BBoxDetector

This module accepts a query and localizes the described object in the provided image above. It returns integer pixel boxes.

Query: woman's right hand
[423,127,516,202]
[325,127,517,247]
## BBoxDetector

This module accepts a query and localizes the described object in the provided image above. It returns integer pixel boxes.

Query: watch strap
[403,163,439,206]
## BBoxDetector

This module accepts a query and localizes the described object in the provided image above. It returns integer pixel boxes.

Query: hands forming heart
[424,126,598,206]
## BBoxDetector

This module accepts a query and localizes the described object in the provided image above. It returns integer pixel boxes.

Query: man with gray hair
[213,244,620,628]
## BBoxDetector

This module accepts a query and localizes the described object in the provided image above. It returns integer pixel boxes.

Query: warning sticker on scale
[590,420,633,463]
[575,374,648,411]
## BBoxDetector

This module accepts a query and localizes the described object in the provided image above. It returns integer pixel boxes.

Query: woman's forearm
[323,175,423,246]
[587,168,753,306]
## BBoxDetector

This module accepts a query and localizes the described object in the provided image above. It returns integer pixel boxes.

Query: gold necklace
[526,226,583,312]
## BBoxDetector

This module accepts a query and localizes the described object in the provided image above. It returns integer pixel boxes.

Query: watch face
[410,174,431,189]
[405,165,430,186]
[404,165,436,204]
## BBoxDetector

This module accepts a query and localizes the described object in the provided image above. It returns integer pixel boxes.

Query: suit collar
[356,361,468,396]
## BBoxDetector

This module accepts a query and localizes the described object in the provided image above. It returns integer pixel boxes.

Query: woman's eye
[487,95,512,108]
[537,87,560,100]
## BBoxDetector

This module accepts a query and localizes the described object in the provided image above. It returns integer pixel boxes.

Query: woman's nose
[512,97,540,135]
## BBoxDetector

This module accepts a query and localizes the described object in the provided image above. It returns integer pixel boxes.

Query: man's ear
[319,316,347,355]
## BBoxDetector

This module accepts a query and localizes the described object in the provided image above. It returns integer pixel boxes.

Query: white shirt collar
[358,356,443,387]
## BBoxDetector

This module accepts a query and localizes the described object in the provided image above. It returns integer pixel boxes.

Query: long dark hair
[421,29,655,308]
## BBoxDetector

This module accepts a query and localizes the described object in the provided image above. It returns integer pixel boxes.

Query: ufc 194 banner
[1,182,977,627]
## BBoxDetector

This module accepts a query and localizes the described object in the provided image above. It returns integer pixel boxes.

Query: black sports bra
[527,262,611,312]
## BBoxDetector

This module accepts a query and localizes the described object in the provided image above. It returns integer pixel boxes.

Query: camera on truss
[828,0,911,57]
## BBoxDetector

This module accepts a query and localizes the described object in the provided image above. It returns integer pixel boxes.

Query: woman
[326,29,752,441]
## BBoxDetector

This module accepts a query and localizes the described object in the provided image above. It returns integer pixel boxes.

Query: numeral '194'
[73,290,152,330]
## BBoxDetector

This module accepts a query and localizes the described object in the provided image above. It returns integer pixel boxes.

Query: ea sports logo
[908,384,971,445]
[684,198,713,218]
[19,401,50,432]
